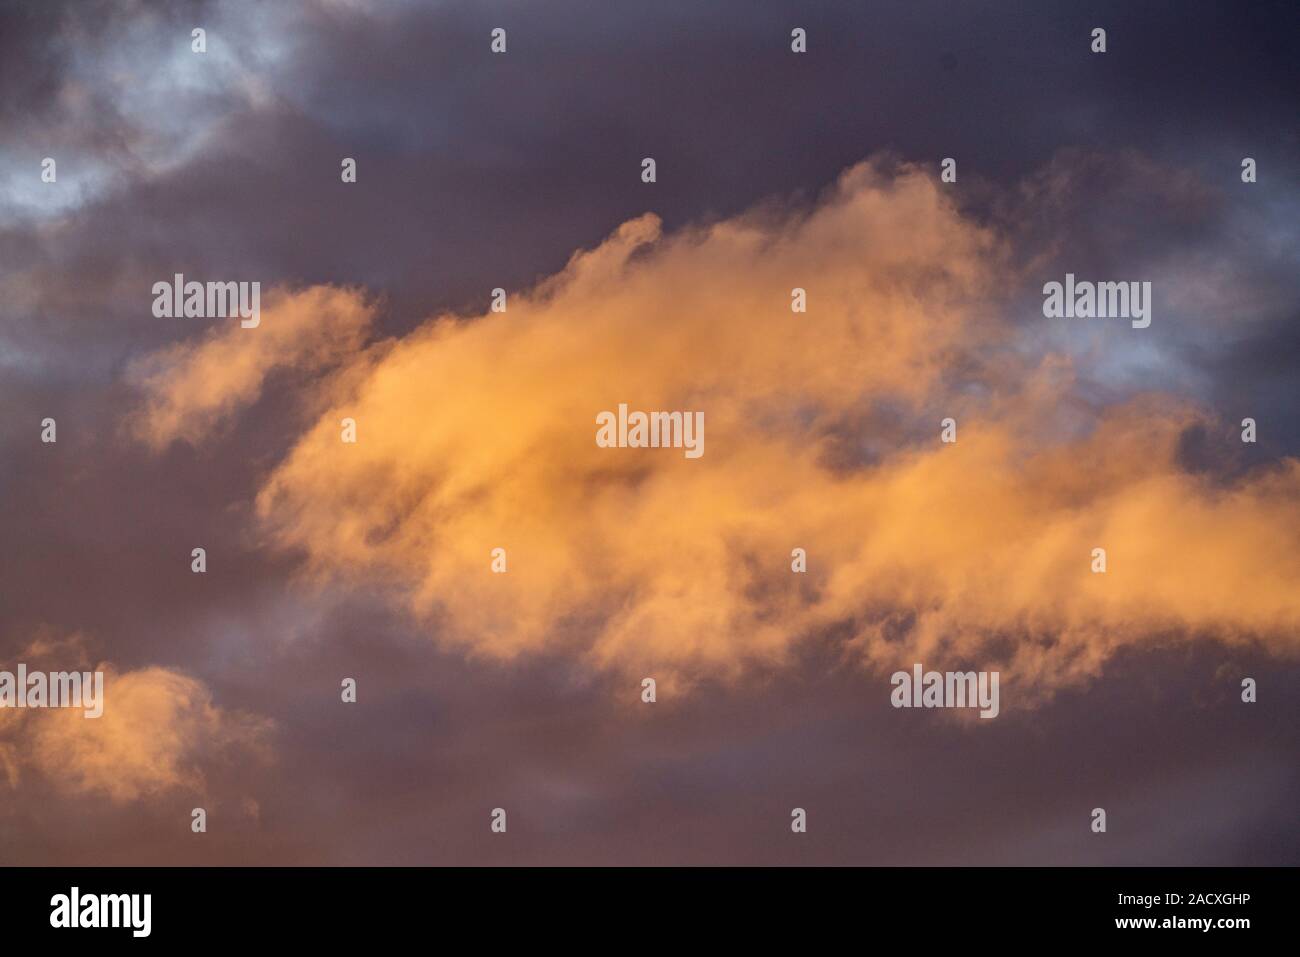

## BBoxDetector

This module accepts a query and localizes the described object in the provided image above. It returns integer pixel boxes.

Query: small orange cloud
[127,284,377,449]
[1,634,271,801]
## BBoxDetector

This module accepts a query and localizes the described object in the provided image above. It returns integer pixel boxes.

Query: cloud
[131,158,1300,702]
[0,632,272,801]
[128,284,376,448]
[0,0,290,222]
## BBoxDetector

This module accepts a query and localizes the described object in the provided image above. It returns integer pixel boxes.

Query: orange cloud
[134,158,1300,702]
[127,284,377,449]
[0,634,271,801]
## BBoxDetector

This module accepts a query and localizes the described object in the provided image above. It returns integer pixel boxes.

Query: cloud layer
[132,159,1300,702]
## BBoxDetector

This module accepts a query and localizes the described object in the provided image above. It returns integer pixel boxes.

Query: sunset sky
[1,0,1297,865]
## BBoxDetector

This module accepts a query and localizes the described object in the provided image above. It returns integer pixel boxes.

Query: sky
[0,0,1297,865]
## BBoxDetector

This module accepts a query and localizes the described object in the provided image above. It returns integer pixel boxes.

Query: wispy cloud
[127,284,376,449]
[1,632,272,801]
